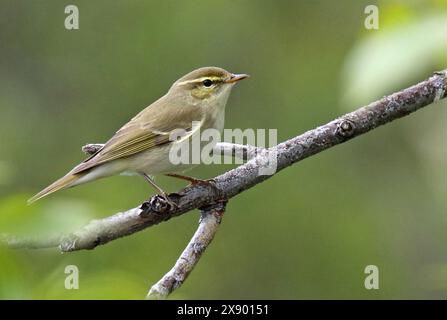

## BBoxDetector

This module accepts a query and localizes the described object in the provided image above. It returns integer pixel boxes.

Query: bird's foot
[188,177,216,188]
[159,192,178,209]
[140,193,178,215]
[165,173,216,187]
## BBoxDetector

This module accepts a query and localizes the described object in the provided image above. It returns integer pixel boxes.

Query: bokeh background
[1,0,447,299]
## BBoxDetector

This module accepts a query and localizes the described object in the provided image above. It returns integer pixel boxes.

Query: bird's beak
[226,73,250,83]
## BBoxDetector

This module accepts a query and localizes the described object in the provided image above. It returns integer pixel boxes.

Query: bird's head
[170,67,249,102]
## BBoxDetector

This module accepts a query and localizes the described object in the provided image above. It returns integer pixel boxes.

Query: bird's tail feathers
[27,172,85,205]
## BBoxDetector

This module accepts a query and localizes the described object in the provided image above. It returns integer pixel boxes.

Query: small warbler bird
[28,67,248,205]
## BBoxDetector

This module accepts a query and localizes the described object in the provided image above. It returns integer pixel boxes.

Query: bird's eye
[202,79,213,87]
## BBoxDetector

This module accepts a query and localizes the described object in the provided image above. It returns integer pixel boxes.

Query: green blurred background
[1,0,447,299]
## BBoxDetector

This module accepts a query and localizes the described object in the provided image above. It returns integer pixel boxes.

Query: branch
[82,142,261,160]
[3,70,447,251]
[0,234,60,249]
[147,201,227,299]
[1,70,446,298]
[1,142,258,252]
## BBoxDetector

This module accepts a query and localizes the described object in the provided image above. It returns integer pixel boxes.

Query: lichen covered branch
[2,70,447,251]
[1,70,446,298]
[147,201,227,299]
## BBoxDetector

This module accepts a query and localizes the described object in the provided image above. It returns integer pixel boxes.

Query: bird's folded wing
[72,95,204,174]
[72,122,200,175]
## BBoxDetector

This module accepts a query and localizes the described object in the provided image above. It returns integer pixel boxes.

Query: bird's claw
[188,178,216,187]
[160,193,179,209]
[140,194,178,215]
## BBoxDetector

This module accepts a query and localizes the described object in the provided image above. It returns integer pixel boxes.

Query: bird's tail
[27,172,86,205]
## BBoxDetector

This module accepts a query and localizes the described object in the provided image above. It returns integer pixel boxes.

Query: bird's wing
[73,97,203,174]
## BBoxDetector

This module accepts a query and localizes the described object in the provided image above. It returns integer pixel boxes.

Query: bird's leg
[140,173,177,208]
[165,173,215,186]
[166,173,224,204]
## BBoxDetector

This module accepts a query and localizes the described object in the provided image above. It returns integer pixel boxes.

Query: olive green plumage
[28,67,248,204]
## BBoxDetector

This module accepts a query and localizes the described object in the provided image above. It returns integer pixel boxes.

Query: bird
[28,66,249,206]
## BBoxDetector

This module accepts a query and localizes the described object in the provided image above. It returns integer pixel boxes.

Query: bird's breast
[201,99,227,133]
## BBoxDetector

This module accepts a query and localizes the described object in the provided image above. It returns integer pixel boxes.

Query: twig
[82,142,261,160]
[0,234,60,249]
[1,142,258,252]
[212,142,261,160]
[147,201,227,299]
[1,70,446,298]
[3,70,447,251]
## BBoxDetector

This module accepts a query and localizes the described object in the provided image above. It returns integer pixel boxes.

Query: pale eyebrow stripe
[176,76,222,86]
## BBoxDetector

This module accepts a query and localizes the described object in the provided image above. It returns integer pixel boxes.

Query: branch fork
[1,70,446,298]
